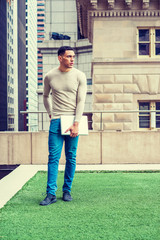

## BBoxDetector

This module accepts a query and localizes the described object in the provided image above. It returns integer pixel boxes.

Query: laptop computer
[60,115,88,135]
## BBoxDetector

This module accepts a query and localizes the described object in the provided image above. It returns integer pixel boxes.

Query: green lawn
[0,171,160,240]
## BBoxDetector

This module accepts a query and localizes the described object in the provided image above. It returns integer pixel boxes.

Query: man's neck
[58,66,72,72]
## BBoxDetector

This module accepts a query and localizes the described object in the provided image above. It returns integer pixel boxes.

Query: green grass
[0,171,160,240]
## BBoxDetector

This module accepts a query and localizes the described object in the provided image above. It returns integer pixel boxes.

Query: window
[37,35,44,38]
[138,28,160,57]
[37,14,44,17]
[37,30,45,33]
[156,102,160,128]
[155,29,160,55]
[139,101,160,129]
[139,102,150,128]
[87,78,92,85]
[37,3,44,6]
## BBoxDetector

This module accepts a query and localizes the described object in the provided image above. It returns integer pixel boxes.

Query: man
[40,46,87,206]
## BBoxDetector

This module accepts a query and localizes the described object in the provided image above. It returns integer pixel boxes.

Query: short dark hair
[57,46,74,56]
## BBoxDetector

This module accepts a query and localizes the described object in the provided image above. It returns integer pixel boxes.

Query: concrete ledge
[102,132,160,164]
[0,131,160,164]
[32,132,48,164]
[77,133,101,164]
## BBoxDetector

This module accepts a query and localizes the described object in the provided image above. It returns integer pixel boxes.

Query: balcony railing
[20,110,160,132]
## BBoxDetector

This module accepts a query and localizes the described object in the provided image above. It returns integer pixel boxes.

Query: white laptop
[60,115,88,135]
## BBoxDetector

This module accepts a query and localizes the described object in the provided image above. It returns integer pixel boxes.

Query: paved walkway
[0,164,160,209]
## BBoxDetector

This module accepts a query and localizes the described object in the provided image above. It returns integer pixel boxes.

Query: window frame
[154,29,160,56]
[138,100,160,130]
[137,27,160,58]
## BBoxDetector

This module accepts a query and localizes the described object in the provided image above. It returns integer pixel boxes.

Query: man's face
[59,50,75,69]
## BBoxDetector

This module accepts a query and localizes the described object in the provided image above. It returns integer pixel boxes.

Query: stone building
[76,0,160,131]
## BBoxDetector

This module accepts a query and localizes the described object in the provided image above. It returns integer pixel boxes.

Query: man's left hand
[65,122,79,137]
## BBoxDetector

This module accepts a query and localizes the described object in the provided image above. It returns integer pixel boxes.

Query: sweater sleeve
[43,74,52,116]
[74,72,87,122]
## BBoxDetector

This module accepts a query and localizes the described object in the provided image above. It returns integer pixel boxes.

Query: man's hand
[65,121,79,137]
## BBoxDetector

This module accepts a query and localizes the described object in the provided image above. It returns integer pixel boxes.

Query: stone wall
[92,62,160,130]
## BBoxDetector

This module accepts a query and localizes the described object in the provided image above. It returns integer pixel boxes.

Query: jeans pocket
[49,119,61,134]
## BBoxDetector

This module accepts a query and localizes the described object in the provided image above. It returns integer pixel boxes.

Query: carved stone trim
[89,10,160,18]
[90,0,98,9]
[108,0,115,10]
[125,0,132,9]
[142,0,150,10]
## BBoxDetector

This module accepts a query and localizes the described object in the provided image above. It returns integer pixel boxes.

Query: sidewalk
[0,164,160,209]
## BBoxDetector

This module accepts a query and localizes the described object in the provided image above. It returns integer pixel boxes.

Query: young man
[40,46,87,206]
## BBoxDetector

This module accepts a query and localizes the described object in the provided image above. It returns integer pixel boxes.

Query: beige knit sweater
[43,67,87,122]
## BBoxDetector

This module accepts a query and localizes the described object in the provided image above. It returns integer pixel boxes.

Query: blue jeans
[47,119,79,196]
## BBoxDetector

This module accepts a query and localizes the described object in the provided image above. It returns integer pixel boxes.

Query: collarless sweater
[43,67,87,122]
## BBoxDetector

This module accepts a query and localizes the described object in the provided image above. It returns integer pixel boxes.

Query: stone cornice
[89,10,160,17]
[77,0,159,11]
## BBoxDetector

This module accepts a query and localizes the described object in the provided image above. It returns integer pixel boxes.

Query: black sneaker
[62,191,73,202]
[40,193,57,206]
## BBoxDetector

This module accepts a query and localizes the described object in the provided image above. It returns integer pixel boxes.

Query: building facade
[77,0,160,131]
[37,0,93,131]
[17,0,26,131]
[0,0,28,132]
[0,0,7,131]
[0,0,19,131]
[25,0,38,131]
[37,0,45,86]
[45,0,78,41]
[7,0,15,131]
